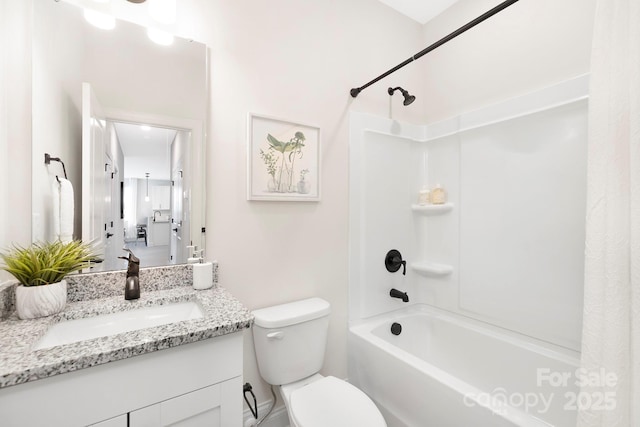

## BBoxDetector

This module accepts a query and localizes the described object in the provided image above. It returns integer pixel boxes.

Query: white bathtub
[348,305,580,427]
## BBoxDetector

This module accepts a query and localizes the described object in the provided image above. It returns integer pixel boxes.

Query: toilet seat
[289,376,386,427]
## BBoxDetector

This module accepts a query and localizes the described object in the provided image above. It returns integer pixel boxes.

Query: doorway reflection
[114,121,190,270]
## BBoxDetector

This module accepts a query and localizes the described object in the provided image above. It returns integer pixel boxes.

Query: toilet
[252,298,386,427]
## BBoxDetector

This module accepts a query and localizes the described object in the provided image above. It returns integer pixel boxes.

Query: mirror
[31,0,207,271]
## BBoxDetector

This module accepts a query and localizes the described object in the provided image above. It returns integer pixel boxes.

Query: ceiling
[377,0,460,24]
[114,122,177,180]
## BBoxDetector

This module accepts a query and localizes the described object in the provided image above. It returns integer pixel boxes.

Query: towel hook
[44,153,68,180]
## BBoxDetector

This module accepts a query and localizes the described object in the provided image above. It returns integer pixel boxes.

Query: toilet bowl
[252,298,386,427]
[281,374,386,427]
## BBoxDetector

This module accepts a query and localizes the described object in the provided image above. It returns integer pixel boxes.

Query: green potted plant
[1,240,96,319]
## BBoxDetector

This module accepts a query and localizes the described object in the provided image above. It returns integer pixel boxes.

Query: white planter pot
[15,280,67,320]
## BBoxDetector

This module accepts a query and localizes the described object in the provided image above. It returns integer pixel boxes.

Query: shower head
[403,92,416,106]
[388,87,416,106]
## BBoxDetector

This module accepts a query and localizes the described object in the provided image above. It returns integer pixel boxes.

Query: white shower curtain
[578,0,640,426]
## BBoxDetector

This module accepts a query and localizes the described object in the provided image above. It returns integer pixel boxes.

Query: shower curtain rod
[350,0,521,98]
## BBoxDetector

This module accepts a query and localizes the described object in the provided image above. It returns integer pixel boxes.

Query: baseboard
[243,400,289,427]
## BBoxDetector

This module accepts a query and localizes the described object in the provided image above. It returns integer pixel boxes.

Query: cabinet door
[152,185,171,210]
[89,414,127,427]
[129,377,241,427]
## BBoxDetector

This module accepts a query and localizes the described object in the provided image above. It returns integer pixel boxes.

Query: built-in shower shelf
[410,262,453,277]
[411,203,454,215]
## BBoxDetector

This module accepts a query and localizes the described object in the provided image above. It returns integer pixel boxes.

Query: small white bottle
[187,245,199,264]
[192,250,213,290]
[417,186,430,205]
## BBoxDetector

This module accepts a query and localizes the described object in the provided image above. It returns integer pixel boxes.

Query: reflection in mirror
[32,0,207,272]
[98,121,191,271]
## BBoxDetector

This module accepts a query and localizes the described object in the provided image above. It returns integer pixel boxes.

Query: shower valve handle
[385,249,406,275]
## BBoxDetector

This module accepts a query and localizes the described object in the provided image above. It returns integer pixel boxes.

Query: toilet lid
[289,376,386,427]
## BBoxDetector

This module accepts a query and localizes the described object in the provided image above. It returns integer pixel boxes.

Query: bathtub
[348,305,580,427]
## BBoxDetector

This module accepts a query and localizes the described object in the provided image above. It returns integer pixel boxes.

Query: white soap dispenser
[187,245,199,264]
[192,250,213,290]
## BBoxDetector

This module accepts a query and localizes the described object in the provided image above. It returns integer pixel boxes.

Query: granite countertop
[0,280,253,389]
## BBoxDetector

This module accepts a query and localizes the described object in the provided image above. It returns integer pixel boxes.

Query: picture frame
[247,113,321,201]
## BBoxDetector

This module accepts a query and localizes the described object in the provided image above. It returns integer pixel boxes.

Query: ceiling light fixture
[145,173,150,202]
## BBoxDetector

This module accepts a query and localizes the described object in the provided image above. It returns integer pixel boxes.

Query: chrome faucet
[153,210,162,221]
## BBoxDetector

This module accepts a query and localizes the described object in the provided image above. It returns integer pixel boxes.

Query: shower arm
[349,0,520,98]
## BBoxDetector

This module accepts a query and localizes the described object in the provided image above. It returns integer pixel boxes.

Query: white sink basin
[34,301,204,350]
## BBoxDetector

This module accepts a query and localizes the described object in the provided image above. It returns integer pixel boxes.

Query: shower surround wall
[349,75,588,351]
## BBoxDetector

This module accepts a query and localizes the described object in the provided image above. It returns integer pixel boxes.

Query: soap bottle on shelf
[431,184,446,205]
[192,250,213,290]
[417,186,430,205]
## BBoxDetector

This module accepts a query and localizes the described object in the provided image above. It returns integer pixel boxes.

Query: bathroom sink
[34,301,204,350]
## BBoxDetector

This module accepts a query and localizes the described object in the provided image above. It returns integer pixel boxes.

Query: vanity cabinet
[90,380,239,427]
[0,332,243,427]
[129,380,238,427]
[147,218,170,247]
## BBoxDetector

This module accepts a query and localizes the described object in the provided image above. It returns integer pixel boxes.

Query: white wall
[31,0,84,242]
[457,99,587,350]
[420,0,596,122]
[0,0,32,283]
[82,20,206,122]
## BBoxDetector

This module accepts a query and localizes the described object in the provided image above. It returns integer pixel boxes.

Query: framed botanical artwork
[247,113,321,201]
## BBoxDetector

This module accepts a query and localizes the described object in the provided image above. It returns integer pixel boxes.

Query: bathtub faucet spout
[390,288,409,302]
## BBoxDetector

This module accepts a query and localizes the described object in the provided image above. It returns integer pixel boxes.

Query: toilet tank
[252,298,331,385]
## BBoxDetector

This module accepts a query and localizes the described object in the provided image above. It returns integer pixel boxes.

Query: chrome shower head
[388,87,416,106]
